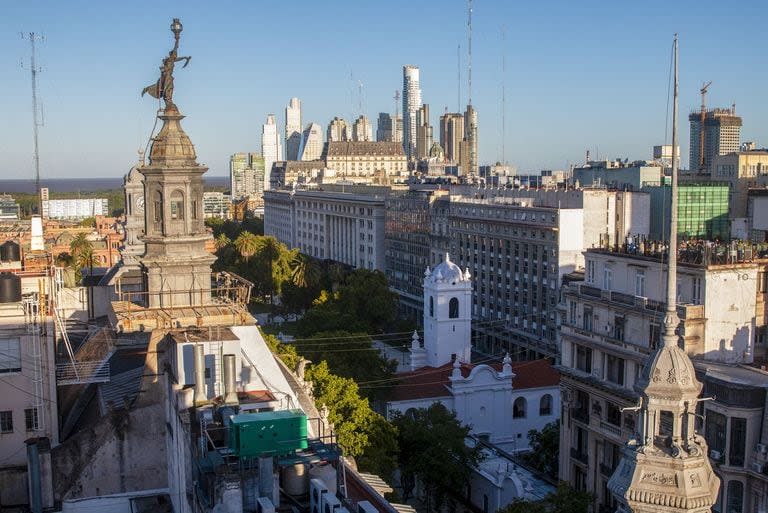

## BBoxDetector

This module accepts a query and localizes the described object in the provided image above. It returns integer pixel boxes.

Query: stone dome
[426,253,468,284]
[148,104,197,165]
[636,342,701,399]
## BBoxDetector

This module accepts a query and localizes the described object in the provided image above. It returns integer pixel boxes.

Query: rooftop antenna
[698,80,712,171]
[21,32,45,213]
[457,43,461,111]
[467,0,473,106]
[501,24,506,165]
[358,80,364,117]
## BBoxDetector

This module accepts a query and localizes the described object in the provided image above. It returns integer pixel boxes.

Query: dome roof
[148,104,197,166]
[636,342,701,399]
[426,253,470,284]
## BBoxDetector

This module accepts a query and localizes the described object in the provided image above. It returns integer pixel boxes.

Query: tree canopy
[498,483,592,513]
[392,403,482,509]
[522,421,559,480]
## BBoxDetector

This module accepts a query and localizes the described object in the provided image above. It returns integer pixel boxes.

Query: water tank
[0,241,20,262]
[281,463,309,496]
[0,273,22,304]
[308,463,337,495]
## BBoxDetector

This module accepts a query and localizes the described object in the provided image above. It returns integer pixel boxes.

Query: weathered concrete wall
[0,465,28,507]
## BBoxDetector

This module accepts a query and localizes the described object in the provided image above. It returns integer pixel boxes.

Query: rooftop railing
[590,239,768,266]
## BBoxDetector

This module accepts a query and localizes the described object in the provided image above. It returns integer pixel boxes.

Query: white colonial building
[385,254,560,452]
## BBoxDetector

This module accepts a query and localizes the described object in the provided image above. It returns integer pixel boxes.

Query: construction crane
[699,81,712,171]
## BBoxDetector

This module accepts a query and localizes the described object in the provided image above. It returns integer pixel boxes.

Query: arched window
[170,190,185,220]
[727,480,744,513]
[429,296,434,317]
[539,394,553,416]
[513,397,527,418]
[449,297,459,319]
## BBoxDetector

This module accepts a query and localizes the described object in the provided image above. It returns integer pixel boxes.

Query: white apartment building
[229,153,265,201]
[0,271,59,506]
[261,114,282,191]
[284,97,302,161]
[327,117,349,142]
[402,65,421,160]
[264,188,386,271]
[299,123,323,161]
[352,115,373,142]
[324,141,408,184]
[202,191,231,220]
[558,244,768,512]
[42,198,109,220]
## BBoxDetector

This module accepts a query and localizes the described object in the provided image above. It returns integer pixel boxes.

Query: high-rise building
[327,117,349,142]
[285,97,302,160]
[394,114,403,143]
[440,112,464,163]
[352,115,373,142]
[376,112,394,142]
[230,152,265,200]
[463,104,478,175]
[261,114,282,191]
[711,149,768,219]
[689,106,741,173]
[402,65,422,160]
[299,123,323,161]
[415,104,433,159]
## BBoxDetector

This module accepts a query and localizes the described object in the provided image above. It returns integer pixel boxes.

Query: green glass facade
[647,182,730,240]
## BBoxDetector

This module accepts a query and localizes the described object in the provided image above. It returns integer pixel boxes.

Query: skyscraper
[261,114,282,191]
[327,117,349,142]
[415,104,433,159]
[299,123,323,161]
[352,115,373,142]
[285,97,302,161]
[402,65,422,160]
[463,104,478,175]
[230,153,265,200]
[376,113,394,142]
[440,112,464,163]
[688,106,741,172]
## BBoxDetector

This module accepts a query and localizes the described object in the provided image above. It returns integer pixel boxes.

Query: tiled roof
[387,358,559,403]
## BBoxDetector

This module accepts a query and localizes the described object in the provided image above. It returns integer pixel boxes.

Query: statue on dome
[141,18,191,108]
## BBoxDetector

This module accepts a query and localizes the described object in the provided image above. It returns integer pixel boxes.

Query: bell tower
[138,19,215,308]
[422,253,472,367]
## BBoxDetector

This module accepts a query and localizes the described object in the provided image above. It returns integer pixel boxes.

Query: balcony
[599,420,622,437]
[571,408,590,425]
[570,447,588,465]
[580,284,602,298]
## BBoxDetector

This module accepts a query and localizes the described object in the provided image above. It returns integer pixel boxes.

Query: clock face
[136,195,145,214]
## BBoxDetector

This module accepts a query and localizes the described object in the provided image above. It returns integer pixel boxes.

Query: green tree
[290,253,321,289]
[522,421,559,480]
[233,231,260,261]
[79,216,96,228]
[497,483,592,513]
[293,331,396,399]
[214,233,231,251]
[69,233,94,284]
[392,403,482,509]
[336,269,398,332]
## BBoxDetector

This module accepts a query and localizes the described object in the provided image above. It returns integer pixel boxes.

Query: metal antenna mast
[22,32,44,211]
[501,25,506,165]
[457,44,461,111]
[467,0,473,106]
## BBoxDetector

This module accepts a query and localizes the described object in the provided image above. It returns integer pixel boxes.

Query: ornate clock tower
[138,19,215,308]
[122,151,146,267]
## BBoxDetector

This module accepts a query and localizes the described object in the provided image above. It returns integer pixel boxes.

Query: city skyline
[3,1,768,178]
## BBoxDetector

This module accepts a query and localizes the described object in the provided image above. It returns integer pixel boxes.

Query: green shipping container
[228,409,309,458]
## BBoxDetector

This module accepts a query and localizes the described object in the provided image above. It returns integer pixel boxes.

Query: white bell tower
[422,253,473,367]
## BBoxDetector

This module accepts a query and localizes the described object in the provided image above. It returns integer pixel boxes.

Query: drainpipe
[193,344,206,406]
[223,354,239,406]
[26,438,42,513]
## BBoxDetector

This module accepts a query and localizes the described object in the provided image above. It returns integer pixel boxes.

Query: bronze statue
[142,18,191,108]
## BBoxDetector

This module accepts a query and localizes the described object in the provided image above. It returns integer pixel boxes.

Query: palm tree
[214,233,231,252]
[256,236,283,304]
[69,232,92,260]
[290,252,321,289]
[233,232,259,261]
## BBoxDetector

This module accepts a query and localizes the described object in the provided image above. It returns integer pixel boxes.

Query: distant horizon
[0,176,230,195]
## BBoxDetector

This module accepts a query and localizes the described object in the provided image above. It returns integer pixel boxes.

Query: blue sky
[2,0,767,178]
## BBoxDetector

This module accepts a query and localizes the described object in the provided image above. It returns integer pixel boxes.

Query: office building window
[25,408,39,431]
[0,411,12,433]
[726,481,744,513]
[575,345,592,373]
[603,266,613,291]
[606,402,621,426]
[587,260,595,283]
[729,417,746,467]
[583,306,593,332]
[705,410,727,454]
[0,338,21,373]
[605,355,625,386]
[635,269,645,297]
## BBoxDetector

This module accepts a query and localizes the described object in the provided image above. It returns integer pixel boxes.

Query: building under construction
[688,106,742,174]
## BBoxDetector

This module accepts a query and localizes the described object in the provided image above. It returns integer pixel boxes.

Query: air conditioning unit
[758,443,768,455]
[752,462,764,473]
[710,450,722,462]
[310,479,328,513]
[257,497,276,513]
[358,501,379,513]
[322,493,341,513]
